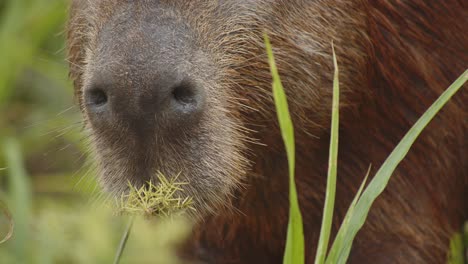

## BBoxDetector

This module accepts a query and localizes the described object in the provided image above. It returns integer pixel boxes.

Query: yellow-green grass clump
[119,172,195,217]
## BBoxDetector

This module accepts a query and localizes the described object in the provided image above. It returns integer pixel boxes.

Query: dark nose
[84,74,206,130]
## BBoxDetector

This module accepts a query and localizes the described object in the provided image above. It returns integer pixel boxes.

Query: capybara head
[67,1,468,263]
[67,1,368,214]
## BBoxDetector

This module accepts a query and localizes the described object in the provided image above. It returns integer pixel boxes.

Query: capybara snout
[84,8,207,137]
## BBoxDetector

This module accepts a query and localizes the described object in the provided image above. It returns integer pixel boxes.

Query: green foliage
[265,34,467,264]
[0,1,190,263]
[326,69,467,264]
[264,34,305,264]
[3,138,32,263]
[0,203,189,264]
[0,0,82,199]
[0,0,69,105]
[449,233,465,264]
[448,222,468,264]
[0,1,86,260]
[0,137,190,264]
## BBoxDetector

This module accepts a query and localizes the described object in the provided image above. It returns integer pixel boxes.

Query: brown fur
[67,1,467,263]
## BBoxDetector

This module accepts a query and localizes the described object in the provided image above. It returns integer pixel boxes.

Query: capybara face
[68,0,367,214]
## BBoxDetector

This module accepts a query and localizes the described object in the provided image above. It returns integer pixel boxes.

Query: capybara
[67,1,467,263]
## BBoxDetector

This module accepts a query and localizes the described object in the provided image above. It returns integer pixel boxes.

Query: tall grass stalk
[264,34,305,264]
[113,217,134,264]
[314,43,340,264]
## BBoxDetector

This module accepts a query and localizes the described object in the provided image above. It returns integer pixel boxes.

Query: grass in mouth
[118,172,195,217]
[114,172,195,264]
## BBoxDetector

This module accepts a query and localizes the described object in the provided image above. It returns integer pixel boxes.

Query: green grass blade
[447,233,464,264]
[113,217,134,264]
[315,43,340,264]
[334,69,467,263]
[264,34,305,264]
[325,166,371,264]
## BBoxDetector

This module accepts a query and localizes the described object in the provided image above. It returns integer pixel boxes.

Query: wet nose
[83,73,206,130]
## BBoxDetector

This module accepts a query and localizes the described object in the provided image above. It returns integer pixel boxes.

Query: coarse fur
[67,1,467,263]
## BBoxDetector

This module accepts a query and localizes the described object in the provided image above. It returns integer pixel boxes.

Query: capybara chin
[67,1,467,263]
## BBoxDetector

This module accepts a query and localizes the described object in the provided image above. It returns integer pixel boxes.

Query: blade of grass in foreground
[325,166,370,264]
[264,34,305,264]
[113,217,134,264]
[447,233,464,264]
[330,69,468,264]
[314,43,340,264]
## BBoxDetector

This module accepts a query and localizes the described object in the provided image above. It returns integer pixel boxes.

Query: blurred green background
[0,1,186,263]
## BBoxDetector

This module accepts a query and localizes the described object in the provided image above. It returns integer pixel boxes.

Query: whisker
[38,122,83,137]
[56,105,77,116]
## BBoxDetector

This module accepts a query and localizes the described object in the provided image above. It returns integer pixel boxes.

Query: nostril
[169,80,205,118]
[85,87,108,108]
[172,83,196,105]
